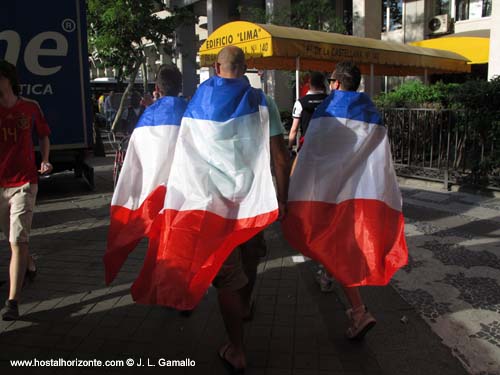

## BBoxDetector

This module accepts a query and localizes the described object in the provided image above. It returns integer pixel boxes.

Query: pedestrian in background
[288,71,328,151]
[124,91,145,135]
[0,60,53,321]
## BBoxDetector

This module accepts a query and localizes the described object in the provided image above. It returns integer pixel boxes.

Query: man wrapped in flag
[105,46,290,372]
[104,65,187,289]
[206,46,289,372]
[283,61,408,340]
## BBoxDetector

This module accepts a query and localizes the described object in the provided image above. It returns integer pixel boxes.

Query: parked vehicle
[0,0,94,188]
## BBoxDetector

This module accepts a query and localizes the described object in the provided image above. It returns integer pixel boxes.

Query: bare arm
[38,136,52,174]
[288,118,300,149]
[270,134,291,220]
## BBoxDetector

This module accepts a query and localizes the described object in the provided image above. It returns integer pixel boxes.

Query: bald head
[216,46,246,78]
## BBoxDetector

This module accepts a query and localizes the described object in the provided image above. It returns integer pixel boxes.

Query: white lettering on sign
[0,30,68,76]
[0,30,20,64]
[19,83,54,96]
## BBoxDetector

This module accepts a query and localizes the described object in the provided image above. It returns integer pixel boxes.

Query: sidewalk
[0,156,497,374]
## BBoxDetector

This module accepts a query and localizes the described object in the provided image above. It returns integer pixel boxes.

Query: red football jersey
[0,97,51,187]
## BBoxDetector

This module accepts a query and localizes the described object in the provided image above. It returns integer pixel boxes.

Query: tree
[87,0,183,132]
[240,0,346,34]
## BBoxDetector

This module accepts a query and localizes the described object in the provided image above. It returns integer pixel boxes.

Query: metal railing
[381,108,499,190]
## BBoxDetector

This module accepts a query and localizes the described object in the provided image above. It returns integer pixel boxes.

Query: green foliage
[87,0,190,131]
[241,0,346,34]
[87,0,185,76]
[375,77,500,112]
[289,0,346,33]
[374,80,459,109]
[376,77,500,184]
[451,77,500,181]
[449,76,500,112]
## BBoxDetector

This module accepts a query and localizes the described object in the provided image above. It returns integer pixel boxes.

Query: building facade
[90,1,498,106]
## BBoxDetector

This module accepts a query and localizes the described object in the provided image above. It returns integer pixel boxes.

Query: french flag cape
[105,76,278,310]
[104,96,187,288]
[282,90,408,286]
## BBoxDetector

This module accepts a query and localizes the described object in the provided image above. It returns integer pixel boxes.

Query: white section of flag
[165,107,278,219]
[290,117,402,211]
[112,125,179,209]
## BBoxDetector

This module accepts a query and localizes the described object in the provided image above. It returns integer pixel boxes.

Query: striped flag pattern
[105,96,187,284]
[105,77,278,310]
[282,90,408,286]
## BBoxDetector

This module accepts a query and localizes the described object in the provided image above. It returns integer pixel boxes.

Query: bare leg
[240,232,266,316]
[342,286,363,310]
[217,289,246,369]
[240,255,259,315]
[9,242,29,301]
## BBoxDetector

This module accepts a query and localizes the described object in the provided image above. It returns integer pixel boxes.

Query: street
[0,156,498,375]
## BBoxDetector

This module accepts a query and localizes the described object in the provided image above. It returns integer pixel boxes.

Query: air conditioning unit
[428,14,450,35]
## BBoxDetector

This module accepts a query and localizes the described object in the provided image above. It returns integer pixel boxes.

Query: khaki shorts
[0,183,38,244]
[213,231,267,291]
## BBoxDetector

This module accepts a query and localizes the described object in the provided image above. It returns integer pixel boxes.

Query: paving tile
[0,160,481,375]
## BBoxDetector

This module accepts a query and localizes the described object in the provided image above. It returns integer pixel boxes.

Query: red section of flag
[130,209,278,310]
[282,199,407,286]
[104,185,167,285]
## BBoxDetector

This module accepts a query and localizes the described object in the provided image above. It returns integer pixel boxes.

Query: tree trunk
[111,64,140,133]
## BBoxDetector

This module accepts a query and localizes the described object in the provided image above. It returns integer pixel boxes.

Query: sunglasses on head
[328,78,336,83]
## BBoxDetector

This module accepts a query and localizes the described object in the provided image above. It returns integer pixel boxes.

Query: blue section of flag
[313,91,382,125]
[136,96,187,128]
[183,76,267,122]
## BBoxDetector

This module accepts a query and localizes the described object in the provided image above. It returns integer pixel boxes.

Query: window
[482,0,492,17]
[456,0,470,20]
[435,0,450,15]
[381,0,402,32]
[456,0,492,20]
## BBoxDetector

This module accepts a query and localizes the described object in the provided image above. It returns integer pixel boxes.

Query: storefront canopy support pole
[296,56,300,101]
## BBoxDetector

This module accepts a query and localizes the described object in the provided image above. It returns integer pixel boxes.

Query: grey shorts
[0,183,38,244]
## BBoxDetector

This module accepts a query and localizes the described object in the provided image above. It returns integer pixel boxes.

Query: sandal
[345,305,376,340]
[218,344,245,374]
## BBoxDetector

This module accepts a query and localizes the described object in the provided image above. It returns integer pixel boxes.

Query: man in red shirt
[0,60,52,320]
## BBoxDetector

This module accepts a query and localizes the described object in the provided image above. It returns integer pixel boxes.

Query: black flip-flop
[218,344,245,374]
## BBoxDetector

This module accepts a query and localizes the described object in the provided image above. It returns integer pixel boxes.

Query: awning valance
[199,21,471,75]
[410,30,490,65]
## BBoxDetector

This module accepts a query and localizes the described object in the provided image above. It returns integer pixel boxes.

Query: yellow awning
[410,30,489,65]
[199,21,471,75]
